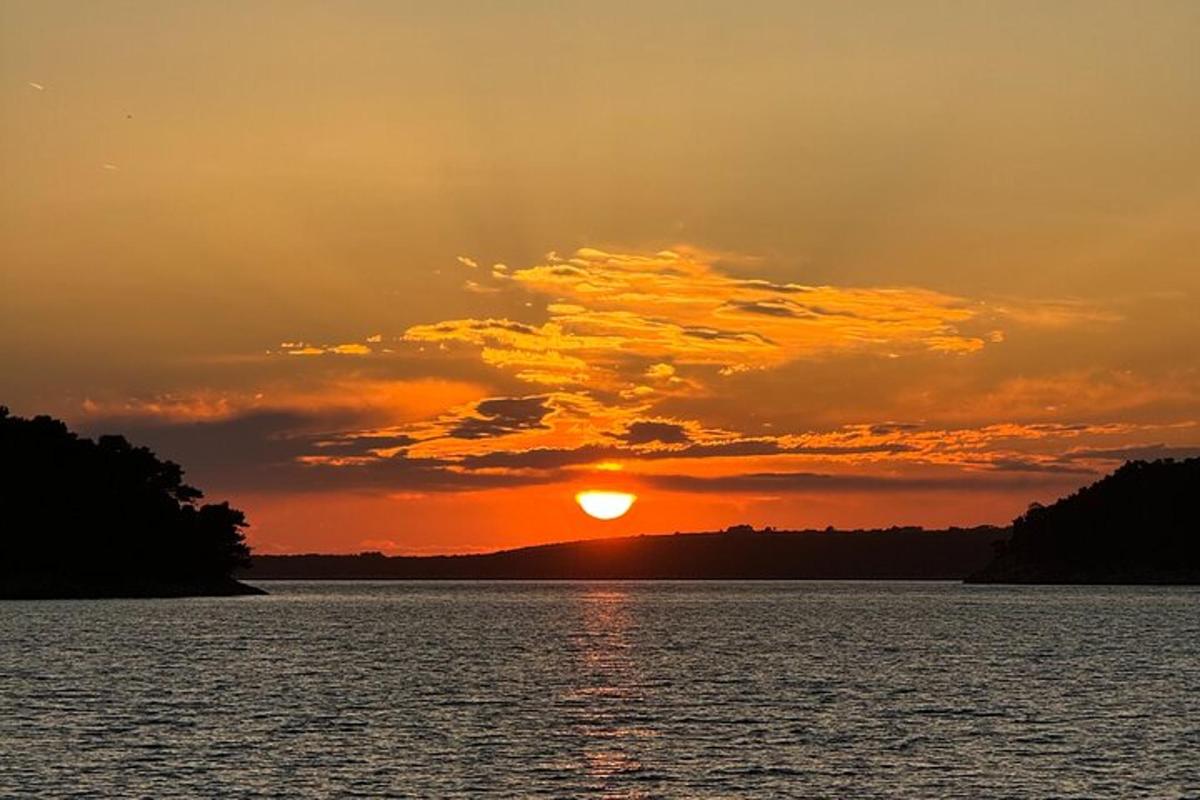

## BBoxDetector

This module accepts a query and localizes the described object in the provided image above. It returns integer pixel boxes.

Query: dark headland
[0,408,263,599]
[966,457,1200,584]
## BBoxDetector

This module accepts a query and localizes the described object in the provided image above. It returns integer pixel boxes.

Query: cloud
[867,422,923,435]
[81,410,323,491]
[990,298,1122,328]
[909,369,1200,422]
[77,378,490,435]
[74,388,1194,504]
[80,408,565,495]
[976,458,1097,475]
[619,420,693,446]
[1064,443,1200,462]
[281,341,373,356]
[403,247,994,391]
[456,256,479,269]
[646,470,1084,494]
[457,444,619,471]
[313,433,418,452]
[447,396,553,440]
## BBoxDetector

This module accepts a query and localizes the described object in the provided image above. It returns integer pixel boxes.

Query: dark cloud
[315,434,417,451]
[287,453,555,493]
[671,439,781,458]
[647,470,1085,494]
[460,437,915,470]
[721,300,812,319]
[665,440,913,459]
[980,458,1096,475]
[458,444,619,470]
[79,410,557,495]
[805,305,866,319]
[731,279,813,295]
[621,420,692,445]
[721,299,871,320]
[447,396,551,440]
[866,422,923,436]
[80,411,325,493]
[1065,444,1200,461]
[681,326,771,344]
[430,319,539,336]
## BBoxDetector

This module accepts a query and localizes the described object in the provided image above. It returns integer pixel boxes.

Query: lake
[2,581,1197,797]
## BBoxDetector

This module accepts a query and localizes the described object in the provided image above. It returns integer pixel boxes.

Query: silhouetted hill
[244,526,1008,581]
[0,407,263,598]
[969,458,1200,584]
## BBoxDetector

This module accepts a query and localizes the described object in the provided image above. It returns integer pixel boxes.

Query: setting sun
[575,491,637,520]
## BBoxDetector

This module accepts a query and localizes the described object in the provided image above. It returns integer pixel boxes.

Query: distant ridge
[244,526,1007,581]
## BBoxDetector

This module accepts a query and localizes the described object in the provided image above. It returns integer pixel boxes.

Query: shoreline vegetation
[966,457,1199,585]
[1,408,263,600]
[2,409,1197,596]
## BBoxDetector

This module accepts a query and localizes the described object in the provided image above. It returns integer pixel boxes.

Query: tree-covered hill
[0,407,263,598]
[245,526,1008,580]
[968,458,1200,584]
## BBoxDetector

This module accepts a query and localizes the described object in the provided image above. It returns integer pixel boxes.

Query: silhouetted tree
[0,407,254,595]
[970,458,1200,583]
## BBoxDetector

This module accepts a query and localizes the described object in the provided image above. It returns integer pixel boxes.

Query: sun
[575,490,637,520]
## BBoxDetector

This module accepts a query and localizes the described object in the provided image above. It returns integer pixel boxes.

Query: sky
[3,0,1199,553]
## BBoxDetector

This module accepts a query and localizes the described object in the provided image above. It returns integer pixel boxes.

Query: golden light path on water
[575,491,637,520]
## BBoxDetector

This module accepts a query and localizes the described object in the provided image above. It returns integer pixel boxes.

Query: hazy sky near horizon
[3,1,1199,553]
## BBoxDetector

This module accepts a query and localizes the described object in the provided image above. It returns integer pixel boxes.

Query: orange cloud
[403,247,992,392]
[280,341,374,356]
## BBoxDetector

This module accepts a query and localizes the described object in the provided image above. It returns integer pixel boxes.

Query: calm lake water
[2,581,1197,798]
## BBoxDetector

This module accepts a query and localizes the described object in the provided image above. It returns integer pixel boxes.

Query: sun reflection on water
[562,588,660,795]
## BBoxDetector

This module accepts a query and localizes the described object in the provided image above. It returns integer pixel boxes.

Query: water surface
[2,581,1197,797]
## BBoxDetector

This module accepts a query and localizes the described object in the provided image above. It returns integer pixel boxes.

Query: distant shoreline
[242,521,1200,585]
[241,527,1009,582]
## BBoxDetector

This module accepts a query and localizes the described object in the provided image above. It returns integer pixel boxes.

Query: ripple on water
[0,581,1198,798]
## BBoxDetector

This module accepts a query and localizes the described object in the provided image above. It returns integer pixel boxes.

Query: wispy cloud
[644,470,1083,494]
[280,341,373,356]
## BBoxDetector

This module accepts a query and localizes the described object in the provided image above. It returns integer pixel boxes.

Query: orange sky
[3,1,1199,553]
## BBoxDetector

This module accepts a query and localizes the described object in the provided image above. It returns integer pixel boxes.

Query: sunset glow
[2,2,1198,554]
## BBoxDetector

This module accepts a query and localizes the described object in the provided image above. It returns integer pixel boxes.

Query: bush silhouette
[0,406,254,594]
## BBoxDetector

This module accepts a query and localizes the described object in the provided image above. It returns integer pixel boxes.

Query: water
[1,582,1197,798]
